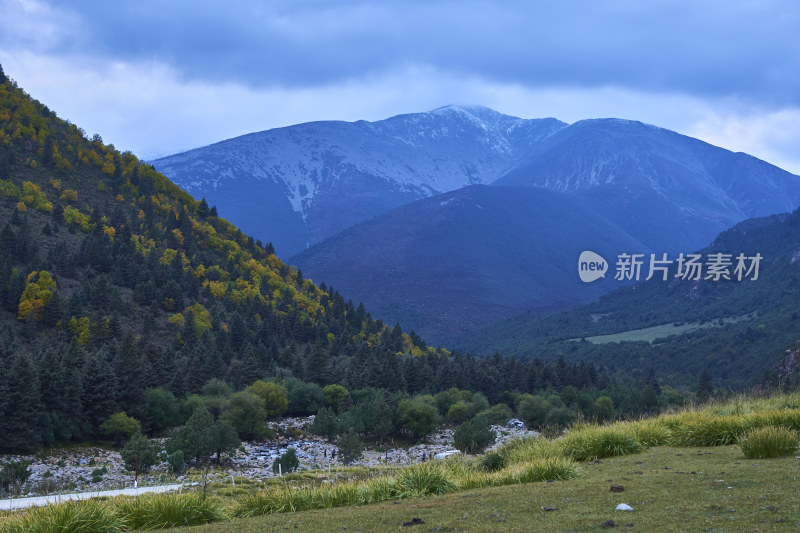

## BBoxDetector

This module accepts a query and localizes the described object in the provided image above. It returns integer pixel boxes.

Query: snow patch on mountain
[154,107,567,219]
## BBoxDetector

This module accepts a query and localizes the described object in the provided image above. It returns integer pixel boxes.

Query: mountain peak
[429,104,500,115]
[426,105,522,127]
[154,106,567,255]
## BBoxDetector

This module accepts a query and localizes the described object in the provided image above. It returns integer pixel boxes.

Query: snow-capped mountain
[498,117,800,218]
[153,106,566,256]
[155,107,800,340]
[495,117,800,252]
[289,116,800,340]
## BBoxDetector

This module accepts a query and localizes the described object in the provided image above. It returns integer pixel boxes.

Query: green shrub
[320,483,361,508]
[114,492,226,529]
[90,466,107,483]
[738,426,799,459]
[0,499,125,533]
[559,426,643,461]
[397,396,439,440]
[480,452,506,472]
[627,419,671,446]
[430,455,486,491]
[478,403,514,425]
[593,396,615,422]
[168,450,185,474]
[496,437,564,466]
[446,401,470,424]
[391,463,457,498]
[234,488,303,517]
[99,412,142,445]
[545,407,576,427]
[234,482,362,517]
[272,448,300,474]
[0,460,31,494]
[309,406,340,441]
[358,476,395,504]
[760,409,800,432]
[668,414,747,446]
[497,456,580,484]
[121,432,159,475]
[453,415,495,454]
[516,395,552,428]
[337,429,363,465]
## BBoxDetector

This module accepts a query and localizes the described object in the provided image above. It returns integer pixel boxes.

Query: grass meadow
[3,392,800,532]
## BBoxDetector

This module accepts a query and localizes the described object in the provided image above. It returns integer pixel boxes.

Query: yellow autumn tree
[183,302,213,336]
[101,154,116,176]
[60,188,78,201]
[18,270,57,321]
[68,316,91,345]
[20,181,52,212]
[207,280,227,299]
[160,248,178,266]
[52,143,72,171]
[63,205,91,232]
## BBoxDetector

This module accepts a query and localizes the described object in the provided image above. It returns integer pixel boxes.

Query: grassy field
[4,393,800,532]
[571,313,757,345]
[182,445,799,532]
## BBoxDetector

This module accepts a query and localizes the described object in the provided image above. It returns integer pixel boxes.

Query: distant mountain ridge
[155,108,800,340]
[446,205,800,389]
[153,106,566,256]
[290,184,650,339]
[497,118,800,250]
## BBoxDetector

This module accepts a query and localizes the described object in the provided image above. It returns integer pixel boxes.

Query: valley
[2,2,799,531]
[2,59,800,532]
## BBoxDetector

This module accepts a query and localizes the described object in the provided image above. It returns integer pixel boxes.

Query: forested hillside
[451,209,800,389]
[0,64,425,450]
[0,64,676,454]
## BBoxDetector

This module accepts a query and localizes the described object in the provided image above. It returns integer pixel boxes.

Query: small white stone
[615,503,634,511]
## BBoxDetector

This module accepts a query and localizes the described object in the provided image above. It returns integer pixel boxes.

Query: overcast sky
[1,0,799,173]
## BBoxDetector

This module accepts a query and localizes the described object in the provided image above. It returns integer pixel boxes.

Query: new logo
[578,251,608,283]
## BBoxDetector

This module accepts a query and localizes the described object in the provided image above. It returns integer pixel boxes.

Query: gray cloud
[4,0,799,106]
[1,0,799,175]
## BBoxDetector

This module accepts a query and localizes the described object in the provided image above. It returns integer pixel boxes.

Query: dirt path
[0,483,186,510]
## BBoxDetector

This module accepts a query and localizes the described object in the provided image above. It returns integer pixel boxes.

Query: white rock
[615,503,634,511]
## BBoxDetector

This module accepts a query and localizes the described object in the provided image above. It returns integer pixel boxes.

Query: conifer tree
[305,340,331,385]
[309,406,340,441]
[59,339,86,440]
[697,368,713,403]
[336,429,363,465]
[115,335,145,420]
[81,350,119,436]
[238,343,262,389]
[1,354,44,451]
[0,360,8,450]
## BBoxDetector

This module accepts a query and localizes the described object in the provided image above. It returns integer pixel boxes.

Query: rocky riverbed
[1,418,537,498]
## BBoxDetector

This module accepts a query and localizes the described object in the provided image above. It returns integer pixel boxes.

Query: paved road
[0,483,186,510]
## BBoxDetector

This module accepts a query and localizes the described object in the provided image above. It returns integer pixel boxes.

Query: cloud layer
[1,0,799,173]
